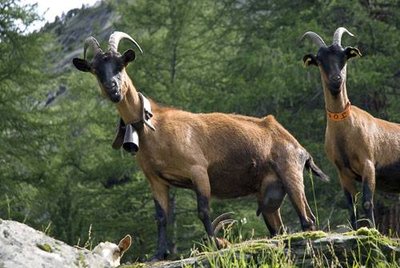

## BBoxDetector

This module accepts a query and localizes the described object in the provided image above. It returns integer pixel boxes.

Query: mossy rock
[277,230,328,243]
[121,230,400,268]
[345,227,400,248]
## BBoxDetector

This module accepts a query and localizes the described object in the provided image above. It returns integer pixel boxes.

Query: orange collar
[327,102,351,121]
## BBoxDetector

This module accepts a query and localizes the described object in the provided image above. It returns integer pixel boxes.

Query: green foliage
[0,0,51,222]
[1,0,400,264]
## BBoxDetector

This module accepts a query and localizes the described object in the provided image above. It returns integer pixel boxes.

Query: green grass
[121,228,400,268]
[120,208,400,268]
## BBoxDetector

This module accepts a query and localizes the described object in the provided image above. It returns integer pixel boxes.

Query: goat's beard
[108,92,123,103]
[101,88,123,103]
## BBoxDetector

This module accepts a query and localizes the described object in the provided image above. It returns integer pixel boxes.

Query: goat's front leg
[192,167,224,248]
[195,189,214,238]
[149,179,170,261]
[339,171,358,229]
[361,160,376,228]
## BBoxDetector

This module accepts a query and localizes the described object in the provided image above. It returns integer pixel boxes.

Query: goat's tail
[305,156,330,182]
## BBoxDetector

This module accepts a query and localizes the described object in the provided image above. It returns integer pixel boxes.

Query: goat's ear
[303,54,318,67]
[344,47,362,60]
[122,49,136,66]
[118,234,132,255]
[72,58,91,72]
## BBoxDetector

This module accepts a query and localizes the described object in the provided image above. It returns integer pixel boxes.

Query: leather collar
[327,102,351,121]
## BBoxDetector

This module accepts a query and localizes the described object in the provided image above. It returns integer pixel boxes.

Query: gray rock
[0,219,111,268]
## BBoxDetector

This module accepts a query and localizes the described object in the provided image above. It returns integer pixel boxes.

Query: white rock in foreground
[0,219,111,268]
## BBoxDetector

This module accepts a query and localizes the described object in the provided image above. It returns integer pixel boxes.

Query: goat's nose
[330,75,341,82]
[108,81,117,88]
[104,81,117,90]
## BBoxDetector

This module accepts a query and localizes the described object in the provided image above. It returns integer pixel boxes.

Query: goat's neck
[323,83,350,113]
[322,66,350,114]
[116,74,142,124]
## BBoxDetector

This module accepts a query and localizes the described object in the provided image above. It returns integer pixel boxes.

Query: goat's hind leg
[259,209,285,236]
[280,169,316,231]
[257,175,286,236]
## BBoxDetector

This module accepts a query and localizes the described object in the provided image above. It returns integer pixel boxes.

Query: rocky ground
[0,219,110,268]
[1,218,399,268]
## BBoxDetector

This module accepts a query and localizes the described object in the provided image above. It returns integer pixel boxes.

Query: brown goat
[73,31,329,260]
[302,27,400,229]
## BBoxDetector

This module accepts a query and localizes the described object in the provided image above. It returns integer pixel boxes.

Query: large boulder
[0,219,110,268]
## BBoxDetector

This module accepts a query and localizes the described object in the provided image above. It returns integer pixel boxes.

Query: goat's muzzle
[102,81,122,103]
[328,74,343,95]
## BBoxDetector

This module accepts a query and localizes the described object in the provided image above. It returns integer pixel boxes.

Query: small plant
[6,194,11,220]
[42,221,52,236]
[75,224,94,250]
[309,171,320,226]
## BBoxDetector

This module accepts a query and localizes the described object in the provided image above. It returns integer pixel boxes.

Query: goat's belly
[158,173,194,189]
[210,183,258,198]
[376,162,400,193]
[210,180,258,198]
[208,168,262,199]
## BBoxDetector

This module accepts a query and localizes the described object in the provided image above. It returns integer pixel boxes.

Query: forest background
[1,0,399,261]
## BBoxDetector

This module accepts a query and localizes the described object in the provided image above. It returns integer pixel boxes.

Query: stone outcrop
[0,219,110,268]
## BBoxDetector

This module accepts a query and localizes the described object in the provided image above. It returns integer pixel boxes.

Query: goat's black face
[93,52,125,103]
[303,45,361,96]
[318,45,346,95]
[73,49,136,103]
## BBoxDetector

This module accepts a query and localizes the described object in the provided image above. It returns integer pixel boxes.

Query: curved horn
[211,212,235,232]
[83,36,102,60]
[332,27,354,47]
[108,31,143,54]
[213,219,236,235]
[301,31,327,48]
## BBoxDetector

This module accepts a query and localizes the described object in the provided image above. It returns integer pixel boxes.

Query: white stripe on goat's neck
[116,75,143,125]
